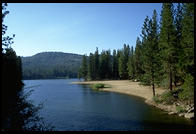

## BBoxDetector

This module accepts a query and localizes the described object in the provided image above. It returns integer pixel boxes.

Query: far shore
[72,80,194,119]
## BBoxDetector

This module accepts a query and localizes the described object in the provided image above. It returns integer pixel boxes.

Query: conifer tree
[134,37,143,80]
[78,67,82,80]
[140,10,160,96]
[127,46,135,80]
[112,49,119,79]
[81,55,88,81]
[118,44,130,79]
[99,50,111,79]
[173,3,183,86]
[179,3,194,78]
[94,47,100,80]
[106,50,112,79]
[116,49,121,79]
[88,53,95,80]
[178,3,194,102]
[99,51,106,79]
[149,10,160,96]
[159,3,177,90]
[140,16,151,85]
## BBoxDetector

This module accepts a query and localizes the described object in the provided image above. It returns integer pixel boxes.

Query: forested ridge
[22,52,82,79]
[78,3,194,105]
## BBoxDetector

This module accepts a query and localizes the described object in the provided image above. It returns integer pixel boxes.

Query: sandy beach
[72,80,165,101]
[72,80,192,118]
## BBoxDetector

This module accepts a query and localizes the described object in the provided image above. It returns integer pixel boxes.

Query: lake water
[23,79,194,131]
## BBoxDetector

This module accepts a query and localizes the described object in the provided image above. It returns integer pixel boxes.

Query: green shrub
[159,76,169,89]
[154,91,176,105]
[153,95,162,104]
[176,106,185,113]
[178,74,194,102]
[152,74,194,105]
[140,74,151,86]
[160,91,175,104]
[91,83,105,90]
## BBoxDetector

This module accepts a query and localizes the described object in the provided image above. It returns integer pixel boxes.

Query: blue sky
[5,3,162,57]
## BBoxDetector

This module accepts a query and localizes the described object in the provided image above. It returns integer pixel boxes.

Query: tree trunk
[152,83,155,97]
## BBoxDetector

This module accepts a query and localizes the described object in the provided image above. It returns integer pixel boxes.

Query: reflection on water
[24,79,194,131]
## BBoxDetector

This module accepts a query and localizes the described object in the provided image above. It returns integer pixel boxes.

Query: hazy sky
[5,3,162,57]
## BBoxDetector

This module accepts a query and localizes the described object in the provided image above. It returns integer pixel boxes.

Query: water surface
[23,79,194,131]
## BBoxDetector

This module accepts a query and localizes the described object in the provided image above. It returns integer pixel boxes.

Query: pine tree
[88,53,95,80]
[94,47,100,80]
[99,51,106,79]
[118,44,130,79]
[105,49,112,79]
[179,3,194,78]
[118,51,124,79]
[112,49,119,79]
[140,16,151,85]
[116,49,121,79]
[159,3,177,90]
[99,50,111,79]
[133,37,143,80]
[127,46,135,80]
[78,67,82,80]
[173,3,183,86]
[140,10,160,96]
[81,55,88,81]
[178,3,194,102]
[150,10,160,96]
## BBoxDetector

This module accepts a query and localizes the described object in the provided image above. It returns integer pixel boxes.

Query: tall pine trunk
[152,83,155,97]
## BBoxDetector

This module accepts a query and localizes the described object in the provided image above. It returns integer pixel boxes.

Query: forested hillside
[22,52,82,79]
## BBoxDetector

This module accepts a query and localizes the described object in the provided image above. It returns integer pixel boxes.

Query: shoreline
[72,80,194,119]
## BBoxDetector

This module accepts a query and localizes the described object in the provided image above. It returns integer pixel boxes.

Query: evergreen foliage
[134,37,143,80]
[173,3,183,86]
[179,3,194,79]
[78,3,194,102]
[2,3,53,131]
[127,46,135,80]
[159,3,177,91]
[94,47,100,80]
[112,49,119,79]
[177,3,194,103]
[88,53,95,80]
[99,50,112,80]
[119,44,130,79]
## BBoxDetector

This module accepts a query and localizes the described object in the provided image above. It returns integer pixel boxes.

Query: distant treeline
[78,3,194,100]
[22,52,82,80]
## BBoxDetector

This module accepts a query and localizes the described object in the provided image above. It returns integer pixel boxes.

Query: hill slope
[21,52,82,79]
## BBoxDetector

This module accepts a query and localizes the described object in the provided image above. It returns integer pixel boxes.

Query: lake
[23,79,194,131]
